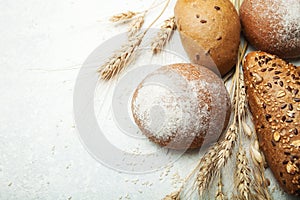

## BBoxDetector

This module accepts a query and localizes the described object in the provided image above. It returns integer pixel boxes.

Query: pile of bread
[131,0,300,195]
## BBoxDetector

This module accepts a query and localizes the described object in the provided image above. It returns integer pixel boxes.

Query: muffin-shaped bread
[240,0,300,59]
[175,0,241,76]
[131,63,231,150]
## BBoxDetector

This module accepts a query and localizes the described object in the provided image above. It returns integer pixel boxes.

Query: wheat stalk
[151,16,176,54]
[233,45,271,199]
[99,0,171,81]
[237,40,271,199]
[98,34,144,80]
[128,13,145,38]
[167,34,247,200]
[237,45,271,199]
[110,11,139,22]
[162,41,249,200]
[196,37,249,197]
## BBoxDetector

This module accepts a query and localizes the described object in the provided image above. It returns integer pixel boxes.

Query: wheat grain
[234,146,255,200]
[151,16,176,54]
[98,34,144,80]
[250,140,272,200]
[128,14,145,37]
[242,121,252,137]
[110,11,138,22]
[250,141,263,166]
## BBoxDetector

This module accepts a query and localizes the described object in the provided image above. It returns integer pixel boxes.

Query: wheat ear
[162,191,180,200]
[250,139,272,200]
[110,11,139,22]
[128,14,145,37]
[234,146,255,200]
[98,34,144,80]
[151,16,176,54]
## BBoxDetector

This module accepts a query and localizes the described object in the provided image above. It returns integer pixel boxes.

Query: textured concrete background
[0,0,299,199]
[0,0,191,199]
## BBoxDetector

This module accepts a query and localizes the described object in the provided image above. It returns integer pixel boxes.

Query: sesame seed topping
[294,98,300,102]
[289,104,294,111]
[261,68,267,72]
[287,86,293,93]
[281,104,287,109]
[267,83,272,88]
[294,129,298,135]
[279,81,284,87]
[275,71,282,75]
[293,89,299,95]
[214,6,220,10]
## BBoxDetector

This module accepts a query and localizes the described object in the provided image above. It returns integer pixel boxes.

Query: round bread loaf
[240,0,300,59]
[174,0,241,77]
[131,63,231,150]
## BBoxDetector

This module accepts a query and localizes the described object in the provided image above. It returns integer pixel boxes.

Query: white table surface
[0,0,299,199]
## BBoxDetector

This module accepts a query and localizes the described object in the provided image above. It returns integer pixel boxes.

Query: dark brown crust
[243,51,300,195]
[174,0,241,77]
[240,0,300,59]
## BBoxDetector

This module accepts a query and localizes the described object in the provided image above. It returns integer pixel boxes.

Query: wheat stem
[216,173,227,200]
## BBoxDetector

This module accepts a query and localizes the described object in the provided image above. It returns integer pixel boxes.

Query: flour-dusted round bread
[243,51,300,195]
[240,0,300,59]
[131,63,231,150]
[174,0,241,77]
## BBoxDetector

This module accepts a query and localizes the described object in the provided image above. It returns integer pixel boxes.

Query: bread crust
[240,0,300,59]
[243,51,300,195]
[174,0,241,77]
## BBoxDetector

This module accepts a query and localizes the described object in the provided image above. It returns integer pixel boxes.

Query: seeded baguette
[243,51,300,195]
